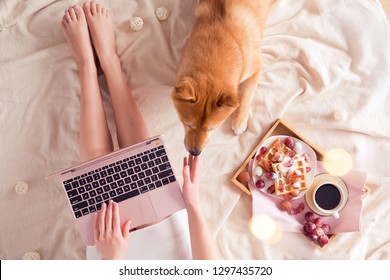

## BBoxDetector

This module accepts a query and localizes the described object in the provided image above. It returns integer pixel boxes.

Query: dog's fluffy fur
[172,0,273,155]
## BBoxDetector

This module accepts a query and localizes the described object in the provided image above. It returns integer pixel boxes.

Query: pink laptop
[46,136,185,245]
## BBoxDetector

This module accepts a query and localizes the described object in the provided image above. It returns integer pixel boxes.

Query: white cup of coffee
[306,175,348,219]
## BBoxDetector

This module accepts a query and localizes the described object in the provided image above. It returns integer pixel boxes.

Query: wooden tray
[231,118,325,197]
[231,118,369,250]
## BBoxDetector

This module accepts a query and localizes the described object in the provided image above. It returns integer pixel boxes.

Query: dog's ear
[172,77,196,103]
[217,93,239,109]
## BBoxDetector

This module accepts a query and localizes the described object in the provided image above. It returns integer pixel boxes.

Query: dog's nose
[189,149,202,156]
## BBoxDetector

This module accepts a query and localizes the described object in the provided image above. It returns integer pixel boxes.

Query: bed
[1,0,389,260]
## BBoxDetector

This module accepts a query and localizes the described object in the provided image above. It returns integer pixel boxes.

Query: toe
[64,10,72,22]
[73,4,84,20]
[90,1,97,15]
[96,3,102,14]
[68,7,76,21]
[73,4,81,13]
[103,8,111,19]
[83,1,92,17]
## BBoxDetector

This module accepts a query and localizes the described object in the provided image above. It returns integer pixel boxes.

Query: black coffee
[314,184,341,210]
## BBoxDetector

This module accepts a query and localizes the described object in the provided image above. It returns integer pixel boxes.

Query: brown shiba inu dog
[172,0,273,156]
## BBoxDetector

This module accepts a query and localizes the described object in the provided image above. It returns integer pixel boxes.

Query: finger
[105,200,113,232]
[93,212,99,242]
[99,203,107,239]
[122,220,132,241]
[188,154,193,168]
[112,202,121,233]
[182,163,191,184]
[182,156,190,179]
[191,155,201,182]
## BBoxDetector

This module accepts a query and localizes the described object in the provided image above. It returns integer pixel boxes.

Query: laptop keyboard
[62,145,176,219]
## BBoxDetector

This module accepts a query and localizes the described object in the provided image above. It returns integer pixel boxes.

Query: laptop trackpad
[118,194,157,230]
[148,184,186,219]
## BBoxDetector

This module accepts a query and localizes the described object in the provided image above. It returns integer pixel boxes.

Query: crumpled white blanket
[0,0,389,260]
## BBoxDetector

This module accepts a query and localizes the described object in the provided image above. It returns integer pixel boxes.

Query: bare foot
[61,4,94,66]
[83,1,118,71]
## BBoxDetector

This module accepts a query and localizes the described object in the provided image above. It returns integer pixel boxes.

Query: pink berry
[283,193,294,200]
[260,147,267,155]
[265,172,277,180]
[296,202,305,212]
[303,153,311,163]
[276,140,284,149]
[255,179,265,189]
[266,185,275,194]
[314,217,323,227]
[304,212,316,222]
[288,150,297,158]
[285,137,295,149]
[262,161,272,172]
[321,224,331,235]
[284,158,294,167]
[271,152,282,163]
[304,222,316,234]
[318,235,329,246]
[307,233,319,241]
[290,189,300,197]
[279,200,292,212]
[238,171,251,183]
[289,203,305,215]
[312,227,325,237]
[286,169,295,179]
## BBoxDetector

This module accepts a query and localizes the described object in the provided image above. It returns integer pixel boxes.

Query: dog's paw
[231,119,248,135]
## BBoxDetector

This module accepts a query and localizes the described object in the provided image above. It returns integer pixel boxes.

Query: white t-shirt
[86,209,192,260]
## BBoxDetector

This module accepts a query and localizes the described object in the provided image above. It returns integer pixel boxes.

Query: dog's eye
[186,124,195,129]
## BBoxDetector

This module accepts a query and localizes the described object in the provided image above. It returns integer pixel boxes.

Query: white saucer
[305,174,349,217]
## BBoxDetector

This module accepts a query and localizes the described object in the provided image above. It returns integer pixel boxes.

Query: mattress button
[15,181,29,195]
[155,7,169,21]
[22,251,41,260]
[333,109,348,121]
[129,17,143,31]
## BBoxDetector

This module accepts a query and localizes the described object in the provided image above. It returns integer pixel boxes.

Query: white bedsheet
[0,0,389,260]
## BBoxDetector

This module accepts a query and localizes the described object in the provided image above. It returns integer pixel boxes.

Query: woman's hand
[182,155,201,210]
[94,200,132,260]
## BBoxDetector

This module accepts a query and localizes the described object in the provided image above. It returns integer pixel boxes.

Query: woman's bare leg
[83,1,151,148]
[84,2,166,229]
[62,4,113,162]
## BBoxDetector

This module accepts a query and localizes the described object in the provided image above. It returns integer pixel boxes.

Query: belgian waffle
[273,156,308,195]
[258,138,308,196]
[258,138,291,172]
